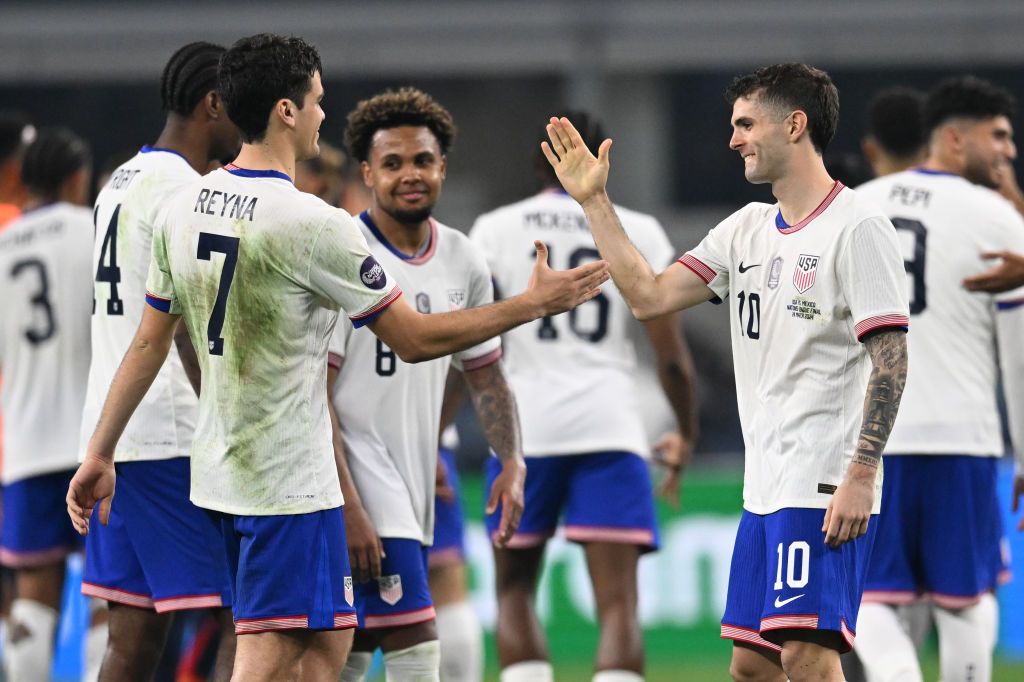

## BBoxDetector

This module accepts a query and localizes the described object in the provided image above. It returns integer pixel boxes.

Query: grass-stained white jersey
[0,203,93,483]
[681,182,909,514]
[81,147,199,463]
[858,169,1024,457]
[470,190,674,458]
[329,212,500,544]
[146,165,402,516]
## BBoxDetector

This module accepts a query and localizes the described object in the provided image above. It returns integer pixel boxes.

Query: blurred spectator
[0,111,36,228]
[861,87,927,178]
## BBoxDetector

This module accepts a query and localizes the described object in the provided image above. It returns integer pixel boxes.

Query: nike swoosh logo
[774,594,805,608]
[738,262,761,273]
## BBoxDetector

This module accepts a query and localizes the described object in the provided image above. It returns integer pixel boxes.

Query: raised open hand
[541,116,613,204]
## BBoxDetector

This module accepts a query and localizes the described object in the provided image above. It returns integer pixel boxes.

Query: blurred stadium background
[3,1,1024,679]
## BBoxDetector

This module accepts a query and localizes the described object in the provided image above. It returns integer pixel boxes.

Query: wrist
[580,190,611,213]
[845,460,878,482]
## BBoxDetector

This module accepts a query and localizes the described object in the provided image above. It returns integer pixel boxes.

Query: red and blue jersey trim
[350,287,403,328]
[223,163,293,184]
[996,298,1024,311]
[776,181,845,234]
[145,292,173,313]
[359,211,438,265]
[855,313,909,341]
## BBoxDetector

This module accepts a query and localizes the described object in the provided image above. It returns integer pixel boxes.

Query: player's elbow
[630,299,664,322]
[388,337,433,364]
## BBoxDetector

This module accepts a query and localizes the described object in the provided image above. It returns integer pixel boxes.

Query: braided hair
[161,41,225,115]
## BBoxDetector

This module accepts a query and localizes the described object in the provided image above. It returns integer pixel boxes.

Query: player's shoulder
[471,193,545,231]
[726,201,775,230]
[433,219,489,263]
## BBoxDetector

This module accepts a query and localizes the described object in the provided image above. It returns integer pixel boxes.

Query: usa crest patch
[793,254,819,294]
[448,289,466,311]
[378,574,403,605]
[344,576,354,606]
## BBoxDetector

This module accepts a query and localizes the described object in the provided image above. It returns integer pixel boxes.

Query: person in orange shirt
[0,111,35,229]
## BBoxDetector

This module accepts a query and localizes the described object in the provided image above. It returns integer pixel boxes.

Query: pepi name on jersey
[194,189,257,221]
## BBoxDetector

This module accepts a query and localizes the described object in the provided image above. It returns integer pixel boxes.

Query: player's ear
[276,98,297,131]
[439,154,447,179]
[204,90,222,120]
[788,111,808,143]
[360,160,373,188]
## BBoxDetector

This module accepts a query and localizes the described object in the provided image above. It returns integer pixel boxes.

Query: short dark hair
[344,87,456,163]
[161,42,225,116]
[535,110,606,187]
[21,127,90,198]
[0,111,34,164]
[725,63,840,153]
[924,75,1016,134]
[218,34,322,143]
[865,87,926,158]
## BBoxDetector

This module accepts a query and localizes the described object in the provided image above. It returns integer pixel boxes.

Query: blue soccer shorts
[863,454,1009,609]
[721,507,877,654]
[429,446,466,568]
[213,506,356,634]
[82,457,231,612]
[1,468,81,568]
[484,451,659,552]
[354,537,435,630]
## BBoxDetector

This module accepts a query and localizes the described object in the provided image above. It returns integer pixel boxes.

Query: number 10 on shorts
[774,541,809,590]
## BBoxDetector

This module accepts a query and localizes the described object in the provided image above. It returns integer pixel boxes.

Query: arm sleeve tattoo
[854,329,908,468]
[463,361,523,463]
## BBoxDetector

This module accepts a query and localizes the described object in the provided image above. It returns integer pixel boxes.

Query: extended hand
[653,431,691,507]
[66,455,116,535]
[822,474,874,548]
[527,241,609,316]
[962,251,1024,294]
[487,458,526,547]
[541,116,613,205]
[346,504,385,583]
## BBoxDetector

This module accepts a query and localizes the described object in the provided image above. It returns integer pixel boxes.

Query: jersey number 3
[892,217,927,315]
[197,233,240,356]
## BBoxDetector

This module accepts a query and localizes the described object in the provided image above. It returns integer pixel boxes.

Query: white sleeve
[327,315,352,364]
[453,241,502,371]
[305,212,402,328]
[680,209,741,302]
[836,217,911,341]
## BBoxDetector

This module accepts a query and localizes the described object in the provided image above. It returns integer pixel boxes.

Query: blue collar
[224,164,293,183]
[911,168,959,178]
[360,210,432,262]
[140,145,189,163]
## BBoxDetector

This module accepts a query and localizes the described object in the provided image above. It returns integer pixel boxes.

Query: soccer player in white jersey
[543,63,911,682]
[469,110,697,682]
[329,87,522,682]
[66,33,607,682]
[79,42,242,681]
[854,76,1024,682]
[0,128,93,679]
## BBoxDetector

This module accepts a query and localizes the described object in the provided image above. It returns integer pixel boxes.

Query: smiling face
[960,115,1017,189]
[362,125,446,224]
[293,72,326,161]
[729,94,792,185]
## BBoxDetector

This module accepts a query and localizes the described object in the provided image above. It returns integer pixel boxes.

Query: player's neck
[154,119,210,175]
[772,157,836,225]
[921,153,963,178]
[367,205,430,256]
[232,137,297,182]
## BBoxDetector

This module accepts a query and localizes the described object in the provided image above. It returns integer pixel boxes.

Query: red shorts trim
[363,605,436,630]
[81,581,155,609]
[720,623,782,653]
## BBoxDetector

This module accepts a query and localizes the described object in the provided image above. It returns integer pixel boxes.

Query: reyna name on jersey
[193,189,257,221]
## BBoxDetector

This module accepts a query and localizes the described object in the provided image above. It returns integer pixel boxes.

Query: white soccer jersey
[81,147,199,462]
[146,165,402,516]
[470,190,675,458]
[0,203,93,483]
[329,212,500,544]
[682,182,909,514]
[858,169,1024,457]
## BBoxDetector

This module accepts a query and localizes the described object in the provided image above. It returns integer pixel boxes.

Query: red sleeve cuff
[677,253,716,284]
[327,352,343,369]
[461,347,503,372]
[855,314,910,341]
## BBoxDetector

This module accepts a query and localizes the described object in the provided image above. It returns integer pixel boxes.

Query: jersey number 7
[197,233,240,356]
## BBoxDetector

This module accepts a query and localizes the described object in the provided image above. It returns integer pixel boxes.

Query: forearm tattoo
[465,362,523,463]
[855,330,908,468]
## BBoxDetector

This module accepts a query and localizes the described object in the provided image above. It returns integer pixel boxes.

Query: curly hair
[725,63,840,154]
[21,127,90,198]
[345,87,456,163]
[218,34,322,143]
